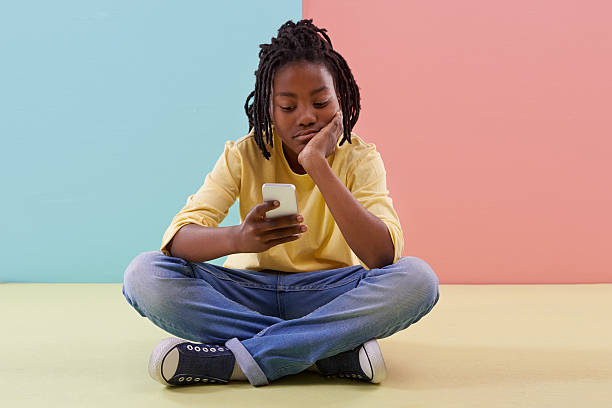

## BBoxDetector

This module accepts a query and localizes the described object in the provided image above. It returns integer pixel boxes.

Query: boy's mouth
[294,132,316,143]
[294,128,321,138]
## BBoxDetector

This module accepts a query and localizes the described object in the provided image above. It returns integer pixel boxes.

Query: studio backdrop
[2,0,610,284]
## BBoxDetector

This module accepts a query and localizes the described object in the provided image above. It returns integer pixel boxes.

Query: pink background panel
[303,0,612,283]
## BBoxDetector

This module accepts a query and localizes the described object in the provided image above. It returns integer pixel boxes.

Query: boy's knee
[393,256,440,308]
[123,251,163,295]
[122,251,175,317]
[125,250,160,275]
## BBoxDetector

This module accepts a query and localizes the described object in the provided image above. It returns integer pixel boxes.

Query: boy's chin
[282,141,303,157]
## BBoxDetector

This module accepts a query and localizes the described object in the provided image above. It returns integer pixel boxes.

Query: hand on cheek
[298,111,344,168]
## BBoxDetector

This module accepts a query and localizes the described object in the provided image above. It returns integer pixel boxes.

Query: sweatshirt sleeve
[346,147,404,266]
[160,141,242,256]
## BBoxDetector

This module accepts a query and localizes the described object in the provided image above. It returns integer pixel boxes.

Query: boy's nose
[297,109,317,128]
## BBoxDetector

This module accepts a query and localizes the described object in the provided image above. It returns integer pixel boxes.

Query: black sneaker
[148,337,236,386]
[315,339,386,383]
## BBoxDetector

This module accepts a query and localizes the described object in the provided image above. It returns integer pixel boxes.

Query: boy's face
[270,60,341,173]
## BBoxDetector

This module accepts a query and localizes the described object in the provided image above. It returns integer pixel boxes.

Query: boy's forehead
[275,85,330,97]
[272,62,334,96]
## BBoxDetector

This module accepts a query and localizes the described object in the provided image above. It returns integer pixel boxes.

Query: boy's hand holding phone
[235,183,304,253]
[235,201,307,253]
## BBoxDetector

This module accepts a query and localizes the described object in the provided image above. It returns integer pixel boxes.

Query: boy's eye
[280,101,329,111]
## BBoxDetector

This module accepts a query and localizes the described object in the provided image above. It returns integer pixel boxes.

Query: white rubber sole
[148,337,185,386]
[360,339,387,383]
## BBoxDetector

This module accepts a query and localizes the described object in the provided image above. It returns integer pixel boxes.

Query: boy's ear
[268,82,275,122]
[269,101,275,124]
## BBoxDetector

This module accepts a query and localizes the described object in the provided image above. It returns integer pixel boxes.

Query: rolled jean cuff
[225,337,269,386]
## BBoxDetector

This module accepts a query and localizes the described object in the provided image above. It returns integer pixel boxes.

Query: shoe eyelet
[202,347,208,352]
[352,374,357,378]
[195,346,201,351]
[210,347,216,352]
[186,345,193,350]
[178,377,185,382]
[195,378,200,381]
[186,377,192,381]
[217,347,224,351]
[203,378,208,382]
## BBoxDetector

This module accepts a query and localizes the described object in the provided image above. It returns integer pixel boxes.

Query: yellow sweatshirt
[160,126,403,272]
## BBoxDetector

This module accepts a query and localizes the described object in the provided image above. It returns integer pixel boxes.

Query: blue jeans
[122,251,440,387]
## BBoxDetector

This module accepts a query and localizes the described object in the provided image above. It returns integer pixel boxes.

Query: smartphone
[262,183,298,219]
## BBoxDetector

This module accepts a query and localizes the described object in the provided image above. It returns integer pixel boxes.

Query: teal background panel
[0,1,301,283]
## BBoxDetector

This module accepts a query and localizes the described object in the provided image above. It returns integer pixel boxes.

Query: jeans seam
[280,275,362,291]
[277,272,284,319]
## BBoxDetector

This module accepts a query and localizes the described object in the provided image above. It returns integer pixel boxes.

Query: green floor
[1,283,611,407]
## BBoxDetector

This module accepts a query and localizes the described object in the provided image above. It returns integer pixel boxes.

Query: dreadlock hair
[244,18,361,160]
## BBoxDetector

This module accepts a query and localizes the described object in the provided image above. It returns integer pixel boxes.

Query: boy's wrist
[300,153,329,174]
[230,225,243,254]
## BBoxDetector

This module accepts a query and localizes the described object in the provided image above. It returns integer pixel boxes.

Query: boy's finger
[255,200,279,217]
[263,213,302,230]
[266,235,301,247]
